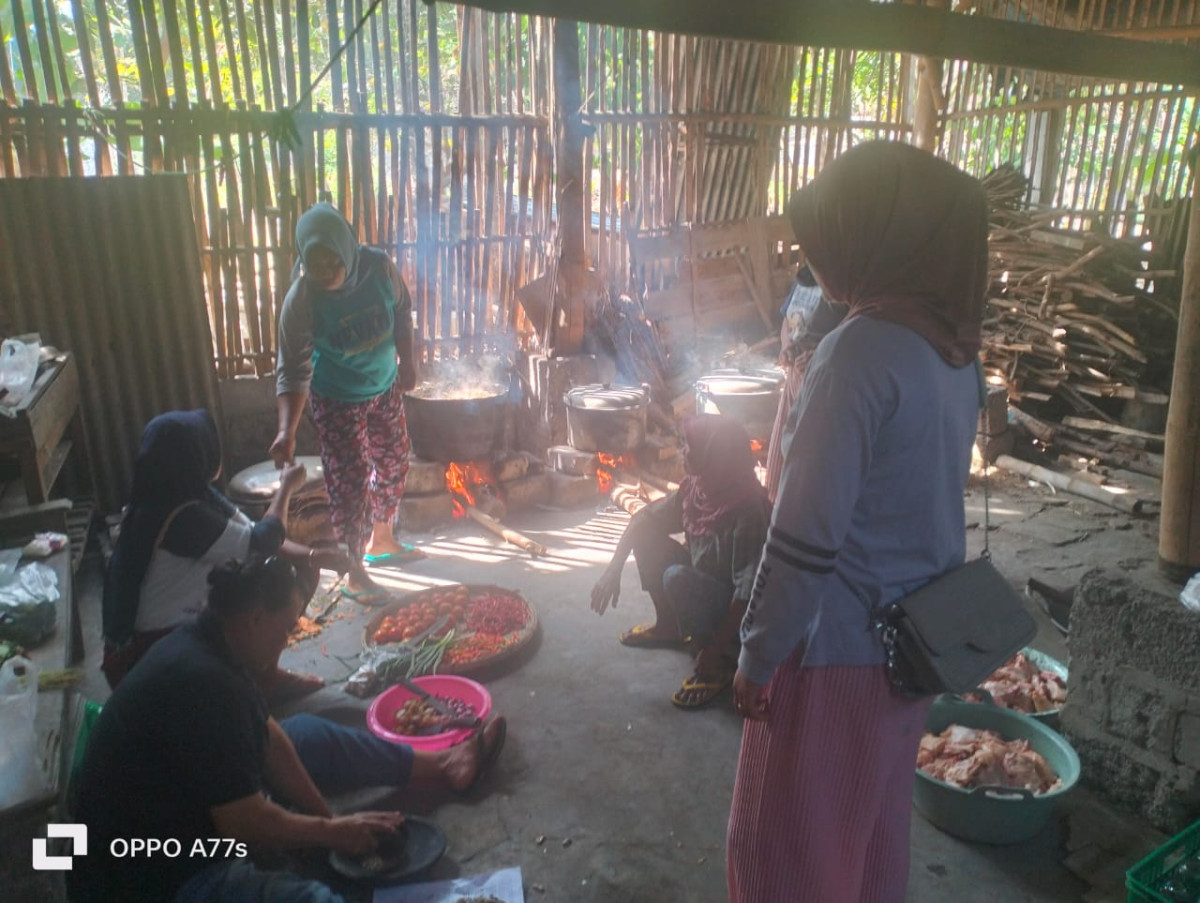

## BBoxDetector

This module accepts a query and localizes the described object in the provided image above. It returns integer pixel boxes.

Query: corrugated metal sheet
[0,176,223,512]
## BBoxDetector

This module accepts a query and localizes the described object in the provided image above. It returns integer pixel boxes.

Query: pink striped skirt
[727,664,932,903]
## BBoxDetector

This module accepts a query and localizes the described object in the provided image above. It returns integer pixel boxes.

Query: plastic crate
[1127,820,1200,903]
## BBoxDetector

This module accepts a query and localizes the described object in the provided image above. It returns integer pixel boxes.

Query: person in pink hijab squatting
[590,414,770,708]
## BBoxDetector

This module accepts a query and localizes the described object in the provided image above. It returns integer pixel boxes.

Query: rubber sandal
[465,716,507,793]
[619,623,687,649]
[670,673,733,709]
[363,544,426,568]
[340,587,395,608]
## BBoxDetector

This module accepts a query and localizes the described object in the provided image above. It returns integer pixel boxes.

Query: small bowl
[366,675,492,751]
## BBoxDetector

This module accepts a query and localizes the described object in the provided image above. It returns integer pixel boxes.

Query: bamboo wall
[0,1,556,377]
[1,0,1196,378]
[580,31,913,292]
[938,0,1199,242]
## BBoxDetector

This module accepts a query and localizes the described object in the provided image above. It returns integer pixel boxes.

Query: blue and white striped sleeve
[737,350,890,685]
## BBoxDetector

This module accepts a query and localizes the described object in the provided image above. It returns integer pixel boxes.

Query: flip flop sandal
[619,623,687,649]
[670,673,733,709]
[464,716,507,794]
[340,587,395,608]
[363,544,426,568]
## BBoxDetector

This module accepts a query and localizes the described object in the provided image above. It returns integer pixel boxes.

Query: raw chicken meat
[970,652,1068,714]
[918,725,1063,794]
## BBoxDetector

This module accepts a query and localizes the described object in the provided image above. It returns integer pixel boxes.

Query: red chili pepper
[465,593,527,635]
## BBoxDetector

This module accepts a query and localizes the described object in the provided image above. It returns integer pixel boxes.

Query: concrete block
[502,472,551,510]
[493,451,532,483]
[547,445,598,477]
[1074,570,1200,695]
[549,471,600,509]
[975,430,1014,464]
[1176,712,1200,769]
[400,492,453,531]
[1106,669,1184,755]
[979,386,1009,437]
[405,457,447,495]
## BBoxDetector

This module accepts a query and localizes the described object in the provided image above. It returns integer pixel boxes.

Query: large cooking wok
[403,386,508,463]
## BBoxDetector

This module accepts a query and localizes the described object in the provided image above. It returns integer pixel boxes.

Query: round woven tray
[362,584,539,676]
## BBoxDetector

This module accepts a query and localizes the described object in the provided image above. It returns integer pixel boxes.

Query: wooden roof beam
[446,0,1200,86]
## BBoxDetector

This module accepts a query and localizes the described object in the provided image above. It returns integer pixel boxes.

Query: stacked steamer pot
[694,368,784,439]
[562,384,650,453]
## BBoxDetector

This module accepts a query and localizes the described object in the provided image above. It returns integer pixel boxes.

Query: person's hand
[280,460,307,493]
[397,358,418,393]
[310,545,353,575]
[323,811,404,856]
[590,567,621,615]
[269,430,296,468]
[732,668,769,722]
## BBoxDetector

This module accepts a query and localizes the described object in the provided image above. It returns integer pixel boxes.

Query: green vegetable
[0,598,56,647]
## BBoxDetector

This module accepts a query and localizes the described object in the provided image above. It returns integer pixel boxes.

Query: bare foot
[345,568,382,595]
[364,523,406,558]
[439,716,507,792]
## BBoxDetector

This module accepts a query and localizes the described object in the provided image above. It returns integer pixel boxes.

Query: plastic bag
[0,336,41,417]
[1181,573,1200,613]
[0,655,43,808]
[0,563,59,647]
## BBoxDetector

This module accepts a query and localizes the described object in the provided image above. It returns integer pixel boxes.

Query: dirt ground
[63,468,1169,903]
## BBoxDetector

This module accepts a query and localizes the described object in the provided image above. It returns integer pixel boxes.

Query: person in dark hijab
[590,414,770,708]
[727,141,987,903]
[273,203,420,606]
[102,410,349,698]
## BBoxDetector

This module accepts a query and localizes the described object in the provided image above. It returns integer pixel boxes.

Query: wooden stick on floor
[457,498,549,557]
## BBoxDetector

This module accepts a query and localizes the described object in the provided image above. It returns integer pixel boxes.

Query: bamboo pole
[994,455,1146,514]
[1159,166,1200,578]
[462,501,549,556]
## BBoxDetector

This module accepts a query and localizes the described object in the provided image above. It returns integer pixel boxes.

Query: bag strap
[973,358,991,560]
[153,500,201,552]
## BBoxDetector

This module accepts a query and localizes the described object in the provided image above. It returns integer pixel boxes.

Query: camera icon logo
[32,824,88,871]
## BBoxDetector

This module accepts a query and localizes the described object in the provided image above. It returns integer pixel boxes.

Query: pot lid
[565,383,649,410]
[228,456,325,500]
[705,366,786,384]
[696,374,783,396]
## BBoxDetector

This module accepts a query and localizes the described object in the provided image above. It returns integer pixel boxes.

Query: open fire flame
[445,461,497,517]
[750,439,764,454]
[595,452,635,493]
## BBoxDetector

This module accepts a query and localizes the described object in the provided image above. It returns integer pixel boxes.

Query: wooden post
[1160,168,1200,580]
[910,0,945,152]
[552,18,587,355]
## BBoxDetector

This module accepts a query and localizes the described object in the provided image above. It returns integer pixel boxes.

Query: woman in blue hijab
[102,409,349,697]
[273,203,418,604]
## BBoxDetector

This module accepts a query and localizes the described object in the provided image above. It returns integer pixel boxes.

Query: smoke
[412,351,513,400]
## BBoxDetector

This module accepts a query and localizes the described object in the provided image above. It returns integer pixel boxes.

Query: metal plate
[227,456,326,501]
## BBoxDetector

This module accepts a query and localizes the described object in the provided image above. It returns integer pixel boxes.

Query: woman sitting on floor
[590,414,770,708]
[101,409,350,699]
[75,555,506,903]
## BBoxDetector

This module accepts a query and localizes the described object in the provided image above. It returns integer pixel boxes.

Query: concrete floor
[69,470,1169,902]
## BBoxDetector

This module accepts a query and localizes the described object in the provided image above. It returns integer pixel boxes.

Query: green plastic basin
[913,697,1081,845]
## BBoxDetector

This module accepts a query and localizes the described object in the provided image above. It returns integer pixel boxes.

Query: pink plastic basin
[366,675,492,751]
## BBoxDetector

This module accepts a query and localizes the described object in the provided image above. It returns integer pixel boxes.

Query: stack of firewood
[980,166,1176,479]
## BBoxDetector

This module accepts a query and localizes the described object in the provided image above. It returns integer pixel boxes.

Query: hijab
[102,410,227,645]
[787,140,989,368]
[680,415,769,537]
[293,202,364,292]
